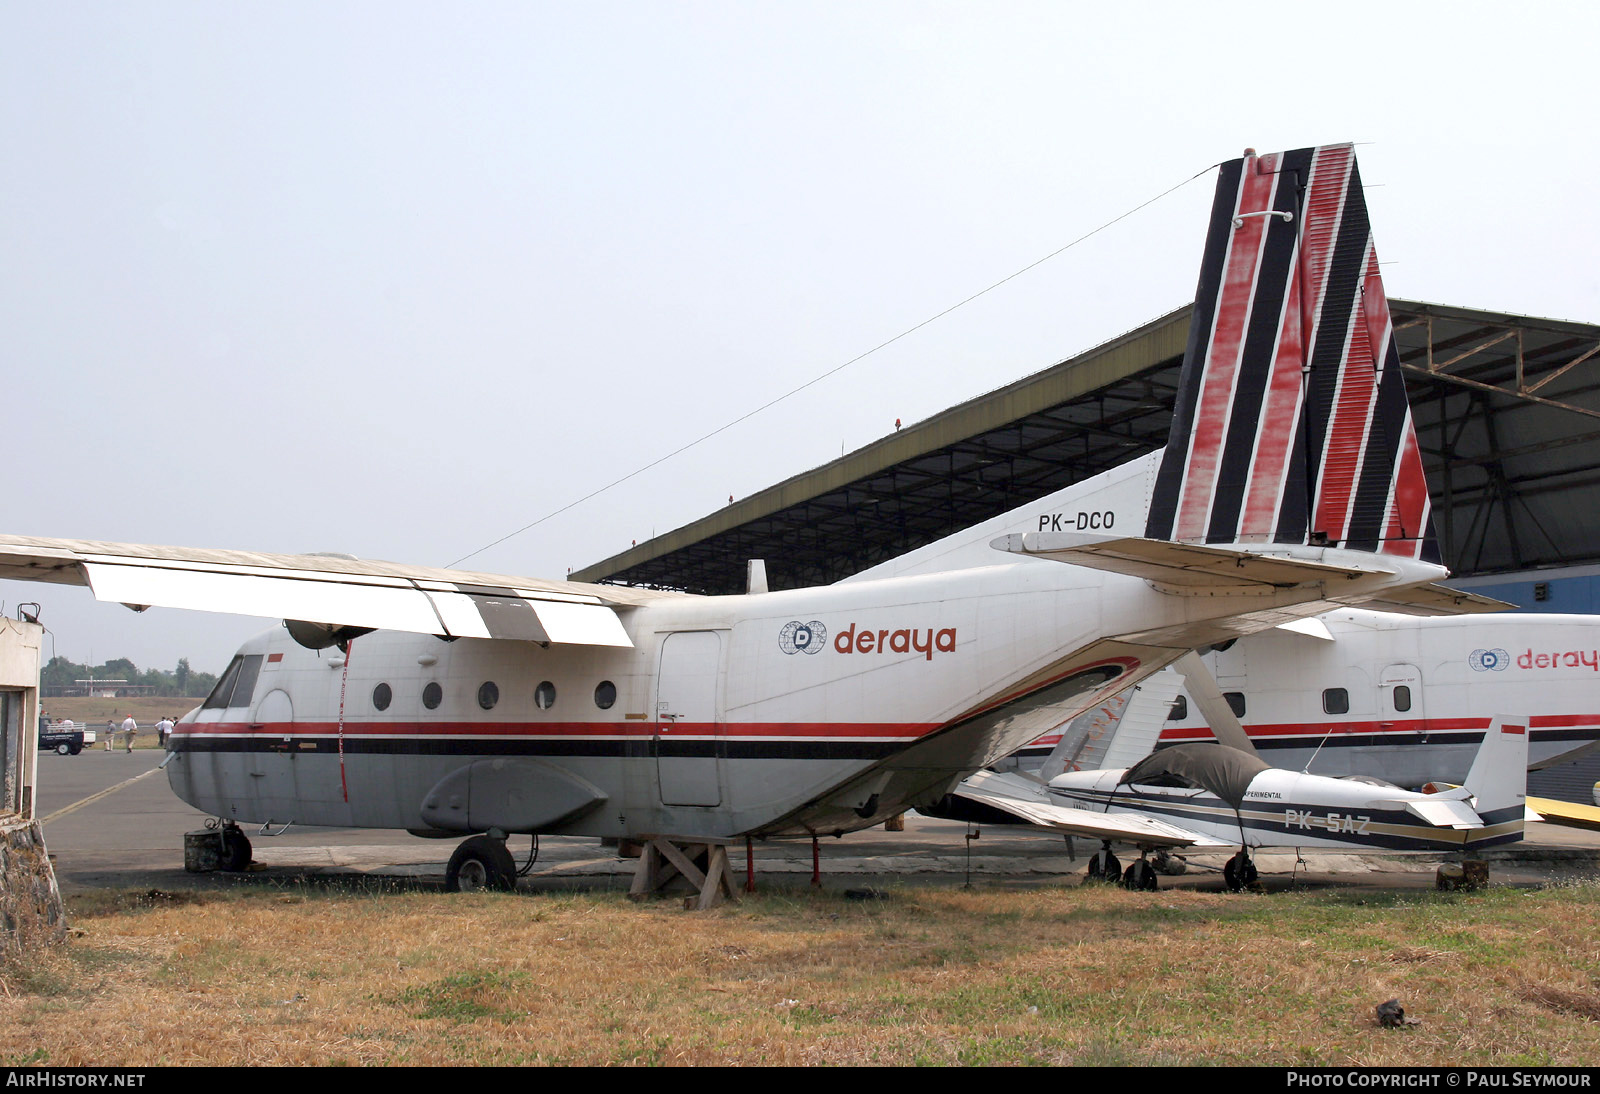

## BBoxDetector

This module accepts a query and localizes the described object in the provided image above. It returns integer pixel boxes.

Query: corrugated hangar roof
[573,300,1600,594]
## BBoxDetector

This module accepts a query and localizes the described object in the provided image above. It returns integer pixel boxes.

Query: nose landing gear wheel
[219,825,252,872]
[446,835,517,893]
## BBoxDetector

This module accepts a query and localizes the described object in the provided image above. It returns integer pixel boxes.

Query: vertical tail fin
[1462,716,1529,819]
[1145,145,1437,562]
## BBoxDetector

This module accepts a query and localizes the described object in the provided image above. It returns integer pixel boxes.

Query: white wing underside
[953,770,1230,849]
[0,535,687,647]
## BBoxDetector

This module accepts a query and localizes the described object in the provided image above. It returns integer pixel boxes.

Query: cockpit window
[203,658,242,709]
[203,654,264,710]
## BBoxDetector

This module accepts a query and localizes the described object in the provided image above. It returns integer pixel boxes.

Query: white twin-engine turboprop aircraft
[0,144,1487,892]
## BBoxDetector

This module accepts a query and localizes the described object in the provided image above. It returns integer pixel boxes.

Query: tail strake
[1145,145,1437,563]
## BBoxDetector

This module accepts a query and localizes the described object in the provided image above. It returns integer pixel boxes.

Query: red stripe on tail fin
[1146,145,1439,564]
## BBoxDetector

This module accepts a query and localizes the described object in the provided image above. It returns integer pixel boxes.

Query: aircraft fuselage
[169,548,1434,841]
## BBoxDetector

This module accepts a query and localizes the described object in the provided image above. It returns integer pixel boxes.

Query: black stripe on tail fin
[1145,145,1439,564]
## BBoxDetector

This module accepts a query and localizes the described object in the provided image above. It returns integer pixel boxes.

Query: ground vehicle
[38,720,84,755]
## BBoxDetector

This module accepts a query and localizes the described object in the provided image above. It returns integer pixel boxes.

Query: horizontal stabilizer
[947,771,1222,848]
[1358,583,1512,616]
[991,532,1379,591]
[1399,797,1483,829]
[0,535,670,646]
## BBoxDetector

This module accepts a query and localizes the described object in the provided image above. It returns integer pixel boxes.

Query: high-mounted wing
[0,535,684,647]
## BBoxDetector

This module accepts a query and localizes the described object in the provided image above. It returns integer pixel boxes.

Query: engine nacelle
[283,619,375,651]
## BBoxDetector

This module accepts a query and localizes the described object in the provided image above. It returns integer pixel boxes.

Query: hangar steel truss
[574,301,1600,593]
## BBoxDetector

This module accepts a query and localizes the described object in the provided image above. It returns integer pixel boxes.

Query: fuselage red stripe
[1157,714,1600,741]
[176,719,942,740]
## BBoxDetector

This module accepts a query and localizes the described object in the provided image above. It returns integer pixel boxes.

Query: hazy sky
[3,2,1596,675]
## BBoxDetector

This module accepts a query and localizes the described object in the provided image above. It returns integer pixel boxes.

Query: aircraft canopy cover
[1119,743,1274,810]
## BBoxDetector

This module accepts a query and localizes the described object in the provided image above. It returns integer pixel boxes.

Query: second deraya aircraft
[0,144,1488,890]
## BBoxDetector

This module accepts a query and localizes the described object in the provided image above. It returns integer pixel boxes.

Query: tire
[55,743,71,756]
[1223,851,1258,892]
[1121,860,1158,891]
[1085,848,1121,883]
[446,835,517,893]
[219,828,252,872]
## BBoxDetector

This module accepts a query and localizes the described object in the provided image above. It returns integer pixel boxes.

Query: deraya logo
[832,623,957,661]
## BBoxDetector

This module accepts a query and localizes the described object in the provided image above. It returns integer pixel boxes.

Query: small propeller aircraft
[0,144,1488,896]
[937,667,1528,890]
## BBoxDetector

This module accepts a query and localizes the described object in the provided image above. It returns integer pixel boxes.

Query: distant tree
[41,656,81,690]
[174,658,191,694]
[188,670,218,698]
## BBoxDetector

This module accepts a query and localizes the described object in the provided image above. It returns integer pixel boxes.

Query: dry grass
[1,879,1598,1066]
[45,697,200,727]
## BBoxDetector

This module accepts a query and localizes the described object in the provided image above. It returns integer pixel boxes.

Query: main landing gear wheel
[1121,859,1158,891]
[446,835,517,893]
[219,825,252,872]
[1085,845,1121,884]
[1223,851,1258,892]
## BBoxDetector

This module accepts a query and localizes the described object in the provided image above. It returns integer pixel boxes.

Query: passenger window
[422,682,442,710]
[594,681,617,710]
[1167,696,1187,721]
[1323,688,1349,715]
[478,682,499,710]
[1393,685,1412,713]
[373,683,392,712]
[1224,692,1246,717]
[535,681,557,710]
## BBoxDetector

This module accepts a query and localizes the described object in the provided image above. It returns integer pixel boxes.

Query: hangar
[574,299,1600,599]
[574,298,1600,803]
